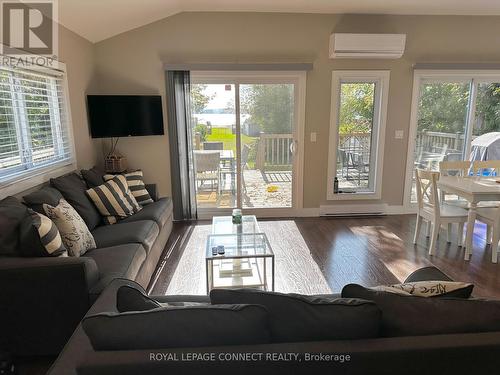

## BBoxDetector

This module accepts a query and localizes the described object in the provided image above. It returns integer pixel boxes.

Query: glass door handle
[289,140,298,154]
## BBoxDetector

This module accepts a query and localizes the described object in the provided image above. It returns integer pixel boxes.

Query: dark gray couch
[48,267,500,375]
[0,181,173,357]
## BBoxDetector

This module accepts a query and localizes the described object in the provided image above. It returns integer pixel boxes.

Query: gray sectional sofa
[48,267,500,375]
[0,171,173,356]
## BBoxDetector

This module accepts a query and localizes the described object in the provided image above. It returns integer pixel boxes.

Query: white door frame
[326,70,390,201]
[191,71,306,219]
[403,69,500,210]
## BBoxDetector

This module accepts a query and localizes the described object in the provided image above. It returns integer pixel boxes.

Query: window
[405,70,500,205]
[0,65,73,186]
[327,71,390,199]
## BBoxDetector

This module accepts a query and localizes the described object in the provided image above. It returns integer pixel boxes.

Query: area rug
[166,220,332,295]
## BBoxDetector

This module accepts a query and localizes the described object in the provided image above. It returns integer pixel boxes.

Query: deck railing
[415,130,465,154]
[196,129,471,172]
[255,133,293,170]
[337,130,468,163]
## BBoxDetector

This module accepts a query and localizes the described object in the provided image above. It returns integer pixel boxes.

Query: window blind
[0,66,73,182]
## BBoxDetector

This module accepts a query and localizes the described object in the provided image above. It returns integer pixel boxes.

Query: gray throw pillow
[342,283,500,337]
[0,196,67,257]
[82,304,270,350]
[23,186,63,214]
[0,197,29,256]
[50,173,101,230]
[81,167,106,188]
[116,285,161,312]
[210,288,381,342]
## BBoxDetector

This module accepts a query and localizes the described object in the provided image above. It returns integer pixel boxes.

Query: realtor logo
[1,0,57,56]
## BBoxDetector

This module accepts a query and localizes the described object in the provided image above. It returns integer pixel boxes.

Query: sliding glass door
[190,72,304,215]
[191,83,237,209]
[406,71,500,204]
[239,83,295,208]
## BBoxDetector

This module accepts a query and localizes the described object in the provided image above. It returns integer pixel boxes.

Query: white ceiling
[59,0,500,43]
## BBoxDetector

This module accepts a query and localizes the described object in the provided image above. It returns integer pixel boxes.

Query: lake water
[193,113,250,126]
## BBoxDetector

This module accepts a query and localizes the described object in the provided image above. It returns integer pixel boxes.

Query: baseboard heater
[319,204,388,217]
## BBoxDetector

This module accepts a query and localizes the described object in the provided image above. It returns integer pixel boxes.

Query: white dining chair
[474,206,500,263]
[439,160,470,177]
[413,169,469,255]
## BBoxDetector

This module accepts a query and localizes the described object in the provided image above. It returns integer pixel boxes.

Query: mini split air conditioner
[329,33,406,59]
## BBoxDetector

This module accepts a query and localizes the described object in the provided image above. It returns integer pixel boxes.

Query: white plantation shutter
[0,65,73,182]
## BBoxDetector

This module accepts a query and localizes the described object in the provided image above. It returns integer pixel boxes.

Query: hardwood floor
[150,215,500,299]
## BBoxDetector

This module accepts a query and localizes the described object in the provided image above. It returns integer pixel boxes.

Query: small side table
[205,233,274,292]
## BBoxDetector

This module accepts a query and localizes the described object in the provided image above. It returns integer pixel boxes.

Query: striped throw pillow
[86,175,141,225]
[104,170,154,206]
[28,209,67,257]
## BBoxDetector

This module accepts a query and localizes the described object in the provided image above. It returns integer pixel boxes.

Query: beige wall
[58,24,97,170]
[92,12,500,208]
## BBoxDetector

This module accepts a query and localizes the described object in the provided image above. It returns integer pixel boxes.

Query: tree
[338,83,374,135]
[191,84,214,114]
[241,84,294,134]
[417,83,470,133]
[474,83,500,136]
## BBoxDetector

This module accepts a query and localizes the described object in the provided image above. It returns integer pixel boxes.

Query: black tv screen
[87,95,164,138]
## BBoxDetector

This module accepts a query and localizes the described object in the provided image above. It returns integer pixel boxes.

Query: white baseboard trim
[320,204,414,216]
[386,205,416,215]
[320,203,387,216]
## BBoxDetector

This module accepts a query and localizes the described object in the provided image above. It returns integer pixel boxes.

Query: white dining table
[437,176,500,260]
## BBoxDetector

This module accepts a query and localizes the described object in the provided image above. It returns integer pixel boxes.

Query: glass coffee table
[206,216,275,292]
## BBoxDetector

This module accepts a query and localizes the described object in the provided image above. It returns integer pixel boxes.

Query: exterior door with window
[327,71,390,201]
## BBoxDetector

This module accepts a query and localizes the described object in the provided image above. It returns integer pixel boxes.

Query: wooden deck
[196,169,292,208]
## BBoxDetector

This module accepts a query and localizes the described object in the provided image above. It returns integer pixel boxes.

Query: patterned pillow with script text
[370,281,473,298]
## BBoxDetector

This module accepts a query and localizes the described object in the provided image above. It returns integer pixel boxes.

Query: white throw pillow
[370,281,473,297]
[43,198,96,257]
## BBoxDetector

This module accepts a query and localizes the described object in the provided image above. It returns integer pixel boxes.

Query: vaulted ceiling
[59,0,500,42]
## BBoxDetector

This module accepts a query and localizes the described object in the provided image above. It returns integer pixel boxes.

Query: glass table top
[206,233,273,260]
[212,215,261,235]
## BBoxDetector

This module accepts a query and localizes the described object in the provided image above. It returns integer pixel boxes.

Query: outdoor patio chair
[203,141,224,150]
[241,144,251,193]
[194,150,221,195]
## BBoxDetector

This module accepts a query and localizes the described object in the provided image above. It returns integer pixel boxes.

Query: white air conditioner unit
[329,33,406,59]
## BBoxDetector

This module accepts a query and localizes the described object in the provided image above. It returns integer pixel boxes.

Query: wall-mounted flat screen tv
[87,95,164,138]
